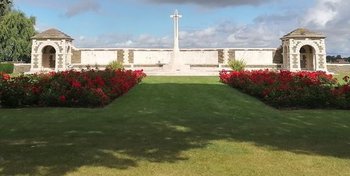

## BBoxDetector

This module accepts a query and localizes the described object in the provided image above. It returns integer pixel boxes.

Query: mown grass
[0,76,350,176]
[334,72,350,84]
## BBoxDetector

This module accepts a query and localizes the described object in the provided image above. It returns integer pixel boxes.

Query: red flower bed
[0,69,146,108]
[220,70,350,109]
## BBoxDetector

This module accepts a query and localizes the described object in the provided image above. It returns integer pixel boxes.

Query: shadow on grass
[0,81,350,175]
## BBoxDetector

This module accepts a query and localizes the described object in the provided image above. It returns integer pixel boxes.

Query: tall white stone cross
[170,9,182,52]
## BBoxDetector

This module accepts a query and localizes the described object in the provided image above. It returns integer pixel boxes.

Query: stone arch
[299,45,315,70]
[295,41,321,55]
[294,41,323,71]
[42,45,56,69]
[36,42,61,71]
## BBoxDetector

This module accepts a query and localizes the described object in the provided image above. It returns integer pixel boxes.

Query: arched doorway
[299,45,315,71]
[42,45,56,69]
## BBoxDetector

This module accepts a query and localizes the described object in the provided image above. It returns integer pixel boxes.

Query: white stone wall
[134,50,172,65]
[32,45,283,73]
[235,50,275,65]
[80,50,118,65]
[75,48,278,66]
[180,50,218,65]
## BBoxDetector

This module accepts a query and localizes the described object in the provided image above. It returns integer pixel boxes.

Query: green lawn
[335,72,350,84]
[1,76,350,176]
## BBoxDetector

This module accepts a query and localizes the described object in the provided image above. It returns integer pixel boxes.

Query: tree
[326,55,336,63]
[0,0,12,17]
[345,57,350,63]
[335,55,342,60]
[0,10,36,62]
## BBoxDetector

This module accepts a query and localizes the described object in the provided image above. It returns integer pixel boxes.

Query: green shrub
[0,63,14,74]
[228,59,246,71]
[106,61,124,70]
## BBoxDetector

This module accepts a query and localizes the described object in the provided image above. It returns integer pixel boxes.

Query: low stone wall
[327,64,350,74]
[73,48,280,66]
[13,64,31,74]
[221,64,282,70]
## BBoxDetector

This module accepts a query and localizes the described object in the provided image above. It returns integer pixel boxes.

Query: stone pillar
[171,10,182,52]
[123,49,130,64]
[223,49,229,65]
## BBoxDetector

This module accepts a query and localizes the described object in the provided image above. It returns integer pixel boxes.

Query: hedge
[0,63,14,74]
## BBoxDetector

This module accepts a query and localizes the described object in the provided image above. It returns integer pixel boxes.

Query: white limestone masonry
[80,50,118,65]
[181,50,218,65]
[134,50,172,65]
[235,49,275,65]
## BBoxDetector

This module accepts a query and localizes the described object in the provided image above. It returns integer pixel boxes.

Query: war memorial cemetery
[1,1,350,175]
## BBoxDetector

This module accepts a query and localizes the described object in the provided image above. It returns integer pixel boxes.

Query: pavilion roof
[32,28,73,41]
[282,28,325,39]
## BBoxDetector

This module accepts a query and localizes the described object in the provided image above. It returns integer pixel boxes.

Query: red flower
[1,73,10,80]
[31,86,41,94]
[220,69,340,108]
[48,71,56,77]
[262,88,271,97]
[59,95,66,103]
[94,76,105,87]
[71,80,82,88]
[0,69,146,108]
[341,85,350,93]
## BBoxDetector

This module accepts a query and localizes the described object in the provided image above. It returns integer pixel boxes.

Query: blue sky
[14,0,350,56]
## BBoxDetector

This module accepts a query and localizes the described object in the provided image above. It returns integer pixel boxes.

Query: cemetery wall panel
[80,50,118,65]
[133,50,172,65]
[180,50,218,65]
[234,50,275,65]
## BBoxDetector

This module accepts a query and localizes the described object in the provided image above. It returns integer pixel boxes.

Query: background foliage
[0,62,14,73]
[228,59,246,71]
[0,0,36,63]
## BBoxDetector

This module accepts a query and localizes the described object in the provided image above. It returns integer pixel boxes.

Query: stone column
[171,10,182,52]
[123,49,130,64]
[223,49,229,65]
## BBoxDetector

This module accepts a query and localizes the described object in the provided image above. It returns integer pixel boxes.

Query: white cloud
[67,0,350,56]
[302,0,350,56]
[74,33,172,48]
[116,40,133,47]
[302,0,340,27]
[74,21,287,49]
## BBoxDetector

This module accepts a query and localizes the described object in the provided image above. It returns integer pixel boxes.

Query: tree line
[326,55,350,63]
[0,0,36,63]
